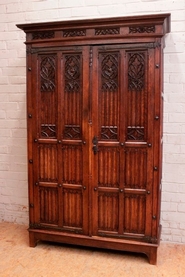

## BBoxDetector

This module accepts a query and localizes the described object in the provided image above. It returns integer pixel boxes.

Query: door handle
[92,136,98,154]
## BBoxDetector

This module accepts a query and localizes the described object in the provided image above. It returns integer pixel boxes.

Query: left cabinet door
[29,47,90,235]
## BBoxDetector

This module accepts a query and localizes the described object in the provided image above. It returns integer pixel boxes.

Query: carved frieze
[95,28,120,35]
[63,29,86,37]
[32,31,55,40]
[129,25,155,33]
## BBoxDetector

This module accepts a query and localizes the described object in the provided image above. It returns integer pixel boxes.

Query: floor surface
[0,222,185,277]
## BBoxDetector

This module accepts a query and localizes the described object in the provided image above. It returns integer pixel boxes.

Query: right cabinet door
[91,44,156,241]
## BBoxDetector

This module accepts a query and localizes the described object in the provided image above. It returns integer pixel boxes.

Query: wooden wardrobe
[17,13,170,264]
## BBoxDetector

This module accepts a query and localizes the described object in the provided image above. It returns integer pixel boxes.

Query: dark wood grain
[17,13,170,265]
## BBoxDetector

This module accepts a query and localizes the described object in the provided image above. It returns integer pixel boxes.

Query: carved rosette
[127,126,144,141]
[64,125,81,139]
[101,126,118,140]
[40,56,56,92]
[41,124,56,138]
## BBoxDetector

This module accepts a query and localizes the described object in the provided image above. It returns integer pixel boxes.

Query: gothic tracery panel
[99,52,119,141]
[63,54,82,139]
[64,55,81,93]
[40,55,56,92]
[128,52,145,91]
[39,55,57,138]
[126,51,147,141]
[101,53,118,92]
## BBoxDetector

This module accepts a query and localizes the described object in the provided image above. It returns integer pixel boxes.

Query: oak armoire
[17,13,170,264]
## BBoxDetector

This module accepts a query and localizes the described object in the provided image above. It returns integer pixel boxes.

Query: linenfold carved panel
[124,194,146,234]
[125,148,147,189]
[39,187,58,225]
[129,25,155,33]
[40,56,56,92]
[128,52,145,91]
[98,147,119,188]
[38,144,58,182]
[95,28,120,35]
[63,188,83,228]
[62,145,82,185]
[98,192,119,232]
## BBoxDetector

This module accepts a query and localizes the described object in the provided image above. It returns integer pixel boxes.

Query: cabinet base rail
[29,225,161,265]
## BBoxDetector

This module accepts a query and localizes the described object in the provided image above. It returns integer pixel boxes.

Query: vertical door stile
[88,46,93,237]
[119,49,126,235]
[57,50,63,227]
[145,47,155,236]
[82,46,90,235]
[152,42,161,239]
[30,52,38,226]
[91,46,99,235]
